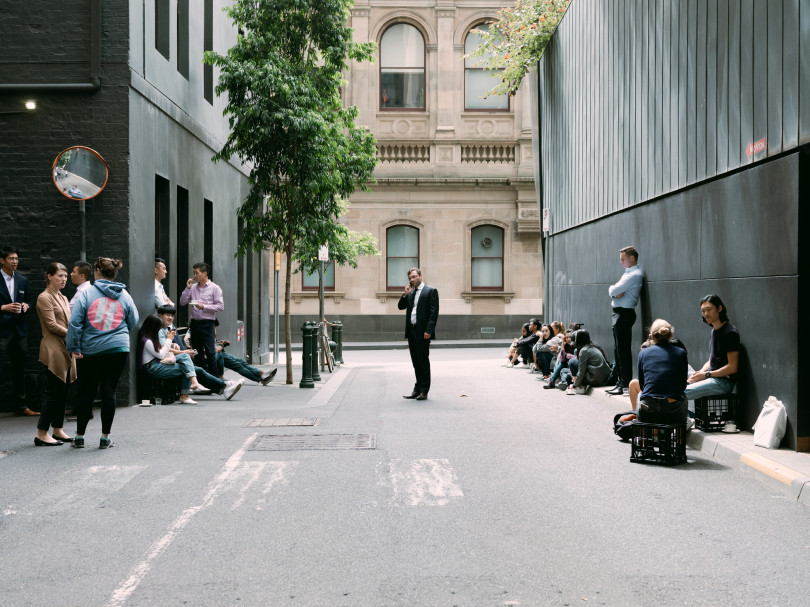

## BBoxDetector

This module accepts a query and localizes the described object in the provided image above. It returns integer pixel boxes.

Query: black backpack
[613,411,637,441]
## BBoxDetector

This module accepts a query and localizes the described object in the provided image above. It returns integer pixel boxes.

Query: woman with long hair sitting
[138,314,200,404]
[566,329,611,395]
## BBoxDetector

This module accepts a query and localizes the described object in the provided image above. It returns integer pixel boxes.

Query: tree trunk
[284,237,293,384]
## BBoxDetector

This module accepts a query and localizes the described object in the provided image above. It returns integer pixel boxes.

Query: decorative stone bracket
[460,291,515,304]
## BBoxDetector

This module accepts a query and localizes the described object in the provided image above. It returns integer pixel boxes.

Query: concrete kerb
[591,386,810,508]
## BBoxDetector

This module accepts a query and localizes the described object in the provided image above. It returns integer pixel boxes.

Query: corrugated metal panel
[717,0,730,173]
[783,0,799,149]
[707,0,718,177]
[801,0,810,144]
[537,0,808,234]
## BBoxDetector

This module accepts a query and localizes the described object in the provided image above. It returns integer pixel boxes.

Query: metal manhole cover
[250,433,376,451]
[244,418,320,427]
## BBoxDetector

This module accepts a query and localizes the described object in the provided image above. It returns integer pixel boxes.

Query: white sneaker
[575,386,589,395]
[685,417,695,432]
[566,385,576,395]
[506,363,516,368]
[181,398,198,405]
[224,379,244,401]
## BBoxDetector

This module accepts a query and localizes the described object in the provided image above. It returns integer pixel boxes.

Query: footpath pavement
[592,384,810,509]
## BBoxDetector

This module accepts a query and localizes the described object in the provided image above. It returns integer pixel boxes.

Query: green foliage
[204,0,379,382]
[465,0,570,97]
[204,0,378,258]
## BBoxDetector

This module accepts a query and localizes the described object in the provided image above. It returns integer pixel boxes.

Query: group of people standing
[1,248,275,450]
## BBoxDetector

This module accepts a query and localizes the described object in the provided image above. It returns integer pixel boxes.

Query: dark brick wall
[0,0,131,411]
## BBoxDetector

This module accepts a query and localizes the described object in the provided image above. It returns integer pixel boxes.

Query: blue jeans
[144,359,191,395]
[217,351,262,382]
[172,352,224,392]
[685,376,735,416]
[536,351,554,375]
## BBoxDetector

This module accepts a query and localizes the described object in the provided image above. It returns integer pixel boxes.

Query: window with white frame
[302,262,335,291]
[386,225,419,289]
[380,24,425,110]
[471,225,504,289]
[464,24,508,111]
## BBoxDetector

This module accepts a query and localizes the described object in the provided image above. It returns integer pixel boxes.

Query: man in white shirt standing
[154,258,174,310]
[69,261,93,314]
[606,246,643,396]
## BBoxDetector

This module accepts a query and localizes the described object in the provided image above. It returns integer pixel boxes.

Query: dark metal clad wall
[536,0,808,450]
[540,0,807,233]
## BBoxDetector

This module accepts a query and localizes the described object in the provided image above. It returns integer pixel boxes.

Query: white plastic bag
[752,396,787,449]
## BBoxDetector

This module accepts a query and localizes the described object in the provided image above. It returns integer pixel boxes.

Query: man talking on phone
[179,262,223,378]
[0,246,35,416]
[397,267,439,401]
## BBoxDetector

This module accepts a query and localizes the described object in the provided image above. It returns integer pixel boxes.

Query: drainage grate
[249,433,376,451]
[244,418,320,427]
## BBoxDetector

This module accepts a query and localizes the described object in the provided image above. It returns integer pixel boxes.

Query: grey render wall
[127,0,265,362]
[536,0,809,449]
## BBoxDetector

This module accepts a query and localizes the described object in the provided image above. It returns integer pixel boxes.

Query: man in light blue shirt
[606,246,643,395]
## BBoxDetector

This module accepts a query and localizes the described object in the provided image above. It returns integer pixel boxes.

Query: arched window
[464,25,508,111]
[471,225,504,289]
[380,24,425,110]
[386,225,419,289]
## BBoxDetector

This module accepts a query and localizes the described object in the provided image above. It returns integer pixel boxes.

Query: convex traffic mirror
[52,146,108,200]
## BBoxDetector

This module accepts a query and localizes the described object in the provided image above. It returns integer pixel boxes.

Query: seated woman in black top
[620,319,688,425]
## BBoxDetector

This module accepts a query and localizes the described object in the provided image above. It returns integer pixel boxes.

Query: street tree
[204,0,378,384]
[465,0,570,97]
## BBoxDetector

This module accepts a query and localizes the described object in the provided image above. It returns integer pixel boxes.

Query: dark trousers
[218,351,262,382]
[0,333,28,410]
[37,365,70,431]
[76,352,128,435]
[611,307,636,387]
[536,351,554,375]
[189,319,218,378]
[407,325,431,394]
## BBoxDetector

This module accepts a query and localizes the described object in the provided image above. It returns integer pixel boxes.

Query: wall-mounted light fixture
[0,100,38,115]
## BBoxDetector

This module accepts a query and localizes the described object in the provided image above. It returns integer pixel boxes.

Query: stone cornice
[367,177,534,188]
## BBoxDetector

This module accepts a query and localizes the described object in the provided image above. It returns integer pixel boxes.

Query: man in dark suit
[397,267,439,401]
[0,246,36,416]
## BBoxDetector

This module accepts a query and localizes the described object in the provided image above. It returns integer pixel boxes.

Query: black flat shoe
[403,392,419,399]
[605,385,625,395]
[34,437,63,446]
[52,435,74,442]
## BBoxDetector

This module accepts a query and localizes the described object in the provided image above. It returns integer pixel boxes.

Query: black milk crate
[136,370,181,405]
[630,422,687,466]
[694,394,738,431]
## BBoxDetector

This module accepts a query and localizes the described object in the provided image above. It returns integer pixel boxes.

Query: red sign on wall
[746,138,766,159]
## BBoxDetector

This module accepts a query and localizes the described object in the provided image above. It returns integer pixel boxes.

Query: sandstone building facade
[284,0,544,341]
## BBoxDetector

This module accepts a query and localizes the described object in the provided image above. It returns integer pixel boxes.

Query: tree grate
[249,433,376,451]
[244,418,320,427]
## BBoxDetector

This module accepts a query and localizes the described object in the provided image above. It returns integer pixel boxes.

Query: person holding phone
[179,262,223,378]
[0,246,36,416]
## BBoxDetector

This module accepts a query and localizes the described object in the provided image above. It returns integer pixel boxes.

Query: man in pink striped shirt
[179,262,223,377]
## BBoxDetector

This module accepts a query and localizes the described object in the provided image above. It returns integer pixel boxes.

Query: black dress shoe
[34,437,63,446]
[605,385,625,395]
[415,393,428,400]
[403,391,419,399]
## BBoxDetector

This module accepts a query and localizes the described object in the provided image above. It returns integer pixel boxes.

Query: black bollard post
[299,321,315,388]
[332,320,343,364]
[311,321,322,382]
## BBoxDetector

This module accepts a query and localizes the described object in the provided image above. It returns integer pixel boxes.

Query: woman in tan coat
[34,262,77,446]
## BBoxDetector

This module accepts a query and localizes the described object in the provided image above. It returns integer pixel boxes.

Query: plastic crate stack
[630,422,687,466]
[694,394,739,431]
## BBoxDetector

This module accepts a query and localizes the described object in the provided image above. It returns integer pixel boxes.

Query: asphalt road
[2,348,809,606]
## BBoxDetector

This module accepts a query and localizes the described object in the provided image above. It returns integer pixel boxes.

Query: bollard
[332,320,344,364]
[311,322,322,382]
[299,321,315,388]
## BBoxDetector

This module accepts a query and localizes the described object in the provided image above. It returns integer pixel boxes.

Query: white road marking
[227,460,296,511]
[384,459,464,506]
[107,434,258,607]
[306,366,352,406]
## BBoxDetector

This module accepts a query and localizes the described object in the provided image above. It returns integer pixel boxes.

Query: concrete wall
[544,153,800,447]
